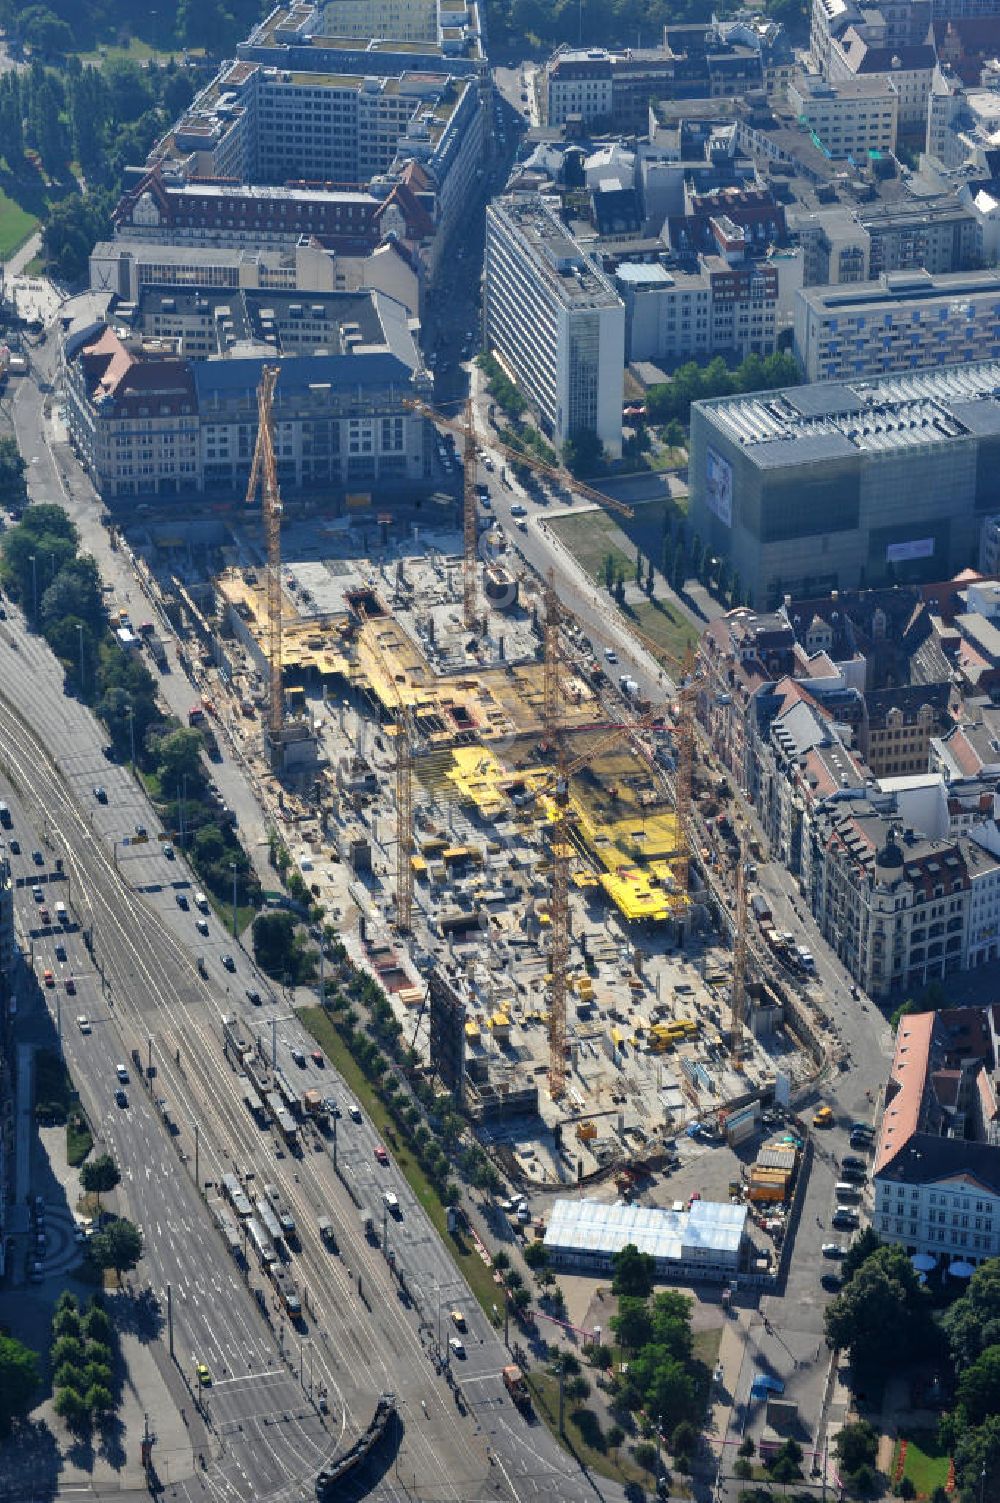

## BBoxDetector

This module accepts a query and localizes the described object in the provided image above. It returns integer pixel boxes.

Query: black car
[821,1272,843,1292]
[247,989,262,1006]
[93,785,108,804]
[175,893,189,910]
[114,1089,129,1109]
[9,839,19,854]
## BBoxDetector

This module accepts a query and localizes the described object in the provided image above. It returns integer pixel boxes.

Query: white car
[76,1015,91,1034]
[821,1243,846,1259]
[448,1336,465,1358]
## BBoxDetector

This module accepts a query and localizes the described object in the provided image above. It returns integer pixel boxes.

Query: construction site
[127,374,824,1181]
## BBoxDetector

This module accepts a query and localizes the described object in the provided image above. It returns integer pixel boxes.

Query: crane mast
[462,398,477,630]
[543,571,568,1099]
[731,835,748,1069]
[246,366,284,748]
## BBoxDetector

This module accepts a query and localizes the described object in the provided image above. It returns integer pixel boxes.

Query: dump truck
[502,1365,531,1415]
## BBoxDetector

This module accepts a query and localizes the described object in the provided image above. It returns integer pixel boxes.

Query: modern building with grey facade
[689,360,1000,607]
[794,268,1000,382]
[485,194,625,458]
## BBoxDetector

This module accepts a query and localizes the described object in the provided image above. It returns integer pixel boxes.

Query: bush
[634,1441,657,1473]
[734,1457,753,1478]
[896,1479,916,1499]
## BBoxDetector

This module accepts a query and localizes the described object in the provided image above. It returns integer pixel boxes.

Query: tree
[835,1420,877,1475]
[634,1441,657,1474]
[90,1217,142,1281]
[950,1412,998,1496]
[52,1307,81,1339]
[0,437,26,506]
[841,1226,881,1282]
[85,1383,113,1418]
[53,1386,88,1428]
[252,910,298,979]
[81,1305,111,1344]
[612,1242,655,1299]
[562,427,604,478]
[611,1296,652,1352]
[825,1246,929,1371]
[650,1289,693,1360]
[155,727,205,787]
[51,1336,85,1369]
[637,1349,696,1432]
[0,1335,39,1435]
[957,1343,1000,1425]
[80,1152,120,1211]
[524,1239,548,1271]
[671,1420,698,1458]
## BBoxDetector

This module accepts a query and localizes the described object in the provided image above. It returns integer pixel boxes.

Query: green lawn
[895,1429,951,1496]
[551,509,636,585]
[297,1005,507,1318]
[0,189,38,261]
[622,596,700,669]
[691,1325,723,1371]
[76,39,204,65]
[526,1371,653,1490]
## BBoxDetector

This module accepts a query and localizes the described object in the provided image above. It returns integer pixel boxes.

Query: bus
[244,1091,268,1128]
[273,1069,302,1121]
[256,1197,284,1247]
[265,1092,299,1149]
[216,1210,242,1259]
[245,1215,277,1268]
[269,1263,301,1316]
[222,1174,253,1219]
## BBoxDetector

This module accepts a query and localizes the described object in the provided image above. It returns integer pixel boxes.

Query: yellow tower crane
[403,396,635,634]
[731,832,748,1070]
[542,571,569,1099]
[245,366,285,752]
[356,611,414,934]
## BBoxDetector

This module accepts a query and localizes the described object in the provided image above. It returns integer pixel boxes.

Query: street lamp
[231,861,238,939]
[76,622,84,693]
[127,704,135,772]
[28,553,37,626]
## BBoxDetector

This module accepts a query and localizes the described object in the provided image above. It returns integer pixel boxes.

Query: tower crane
[403,395,635,635]
[731,832,748,1070]
[246,366,284,753]
[356,611,415,934]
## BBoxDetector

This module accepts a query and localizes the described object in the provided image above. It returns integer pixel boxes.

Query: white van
[194,891,209,913]
[835,1181,860,1200]
[55,901,68,924]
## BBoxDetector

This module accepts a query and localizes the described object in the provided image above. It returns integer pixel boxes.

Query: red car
[43,969,54,987]
[374,1145,389,1165]
[311,1050,324,1068]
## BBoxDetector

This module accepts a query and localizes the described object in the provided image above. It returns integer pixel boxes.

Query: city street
[0,515,637,1500]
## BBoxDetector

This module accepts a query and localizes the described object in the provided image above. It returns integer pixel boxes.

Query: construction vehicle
[502,1364,532,1415]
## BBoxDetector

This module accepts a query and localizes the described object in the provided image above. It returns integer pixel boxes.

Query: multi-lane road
[0,506,635,1502]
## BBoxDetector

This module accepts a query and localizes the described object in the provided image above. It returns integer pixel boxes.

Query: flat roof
[489,195,623,310]
[702,358,1000,459]
[800,268,1000,315]
[543,1196,747,1265]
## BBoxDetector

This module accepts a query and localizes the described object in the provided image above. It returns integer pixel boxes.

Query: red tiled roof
[876,1011,934,1175]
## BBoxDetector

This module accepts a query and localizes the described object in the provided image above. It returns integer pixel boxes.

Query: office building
[794,268,1000,382]
[614,253,779,364]
[873,1007,1000,1268]
[786,72,899,158]
[113,4,489,296]
[63,291,428,501]
[689,360,1000,608]
[484,195,625,458]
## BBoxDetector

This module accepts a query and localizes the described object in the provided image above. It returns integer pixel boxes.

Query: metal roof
[543,1196,747,1265]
